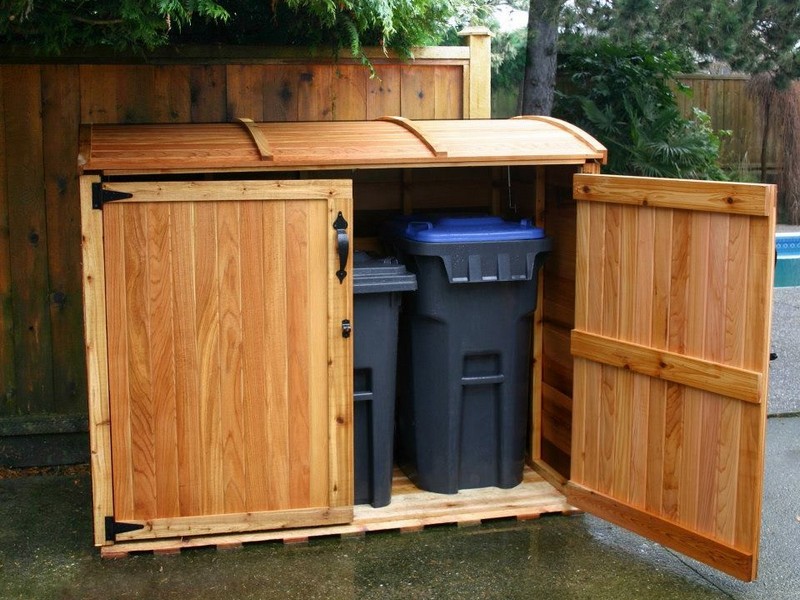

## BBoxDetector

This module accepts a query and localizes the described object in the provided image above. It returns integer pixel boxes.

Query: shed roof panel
[79,117,607,174]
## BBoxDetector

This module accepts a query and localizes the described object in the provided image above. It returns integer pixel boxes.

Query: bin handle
[333,211,349,284]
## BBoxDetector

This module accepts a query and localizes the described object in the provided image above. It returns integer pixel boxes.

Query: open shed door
[567,174,776,581]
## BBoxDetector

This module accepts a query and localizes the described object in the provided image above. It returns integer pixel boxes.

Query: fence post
[459,26,493,119]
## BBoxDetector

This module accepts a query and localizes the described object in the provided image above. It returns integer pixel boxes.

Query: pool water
[775,233,800,287]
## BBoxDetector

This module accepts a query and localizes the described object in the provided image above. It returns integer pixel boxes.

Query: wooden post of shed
[459,26,493,119]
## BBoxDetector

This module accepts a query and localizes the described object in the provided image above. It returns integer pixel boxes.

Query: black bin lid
[353,251,418,294]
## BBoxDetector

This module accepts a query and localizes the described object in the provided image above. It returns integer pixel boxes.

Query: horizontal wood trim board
[0,45,471,64]
[573,174,772,217]
[115,506,354,541]
[566,483,754,581]
[100,180,350,203]
[570,330,761,404]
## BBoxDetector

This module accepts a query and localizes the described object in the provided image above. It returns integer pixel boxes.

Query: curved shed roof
[79,116,607,175]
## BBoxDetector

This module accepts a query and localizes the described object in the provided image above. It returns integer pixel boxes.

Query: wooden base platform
[100,467,576,558]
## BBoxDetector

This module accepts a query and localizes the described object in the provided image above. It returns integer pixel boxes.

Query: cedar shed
[79,117,776,581]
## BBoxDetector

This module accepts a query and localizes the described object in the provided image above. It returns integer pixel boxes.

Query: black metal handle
[333,212,349,284]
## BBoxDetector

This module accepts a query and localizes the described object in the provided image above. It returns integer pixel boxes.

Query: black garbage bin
[385,216,552,494]
[353,252,417,507]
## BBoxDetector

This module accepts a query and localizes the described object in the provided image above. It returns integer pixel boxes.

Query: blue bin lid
[397,215,545,243]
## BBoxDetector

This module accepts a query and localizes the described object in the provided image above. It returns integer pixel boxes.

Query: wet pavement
[1,294,798,599]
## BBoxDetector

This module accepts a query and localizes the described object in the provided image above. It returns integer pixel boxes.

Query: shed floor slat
[100,466,573,557]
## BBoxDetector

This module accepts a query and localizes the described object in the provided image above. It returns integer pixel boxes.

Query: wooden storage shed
[79,116,776,581]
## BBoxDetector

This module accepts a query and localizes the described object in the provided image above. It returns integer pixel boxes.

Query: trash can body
[387,216,552,494]
[353,253,417,507]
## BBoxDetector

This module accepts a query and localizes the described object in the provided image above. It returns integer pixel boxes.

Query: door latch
[341,319,352,338]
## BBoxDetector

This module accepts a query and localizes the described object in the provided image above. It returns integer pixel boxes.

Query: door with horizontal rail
[82,178,353,545]
[568,174,776,581]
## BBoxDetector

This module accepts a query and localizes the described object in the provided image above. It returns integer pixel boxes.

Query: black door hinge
[105,516,145,542]
[92,183,133,209]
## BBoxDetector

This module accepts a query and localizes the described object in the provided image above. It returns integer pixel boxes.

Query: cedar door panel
[100,179,353,541]
[568,174,776,581]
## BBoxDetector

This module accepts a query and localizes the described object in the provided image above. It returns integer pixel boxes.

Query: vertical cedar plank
[239,201,270,512]
[226,65,264,121]
[104,206,134,520]
[715,217,748,543]
[194,203,223,516]
[400,66,436,119]
[298,66,334,121]
[79,177,114,545]
[662,211,690,521]
[328,190,354,508]
[645,208,671,514]
[170,202,203,516]
[286,201,311,506]
[367,66,401,119]
[434,66,463,119]
[153,65,191,122]
[612,205,636,502]
[629,207,655,508]
[146,203,180,518]
[307,200,329,505]
[217,203,246,513]
[736,212,774,554]
[117,66,156,123]
[80,65,118,123]
[697,215,729,533]
[681,212,710,531]
[262,66,300,122]
[4,65,54,414]
[332,65,368,120]
[42,64,86,414]
[263,200,291,510]
[583,201,606,489]
[124,204,157,519]
[570,197,591,484]
[598,203,620,496]
[190,65,227,122]
[0,68,15,410]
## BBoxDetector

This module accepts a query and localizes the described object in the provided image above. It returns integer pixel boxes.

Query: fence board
[42,65,86,413]
[4,65,55,414]
[677,76,779,175]
[0,70,14,412]
[190,65,227,122]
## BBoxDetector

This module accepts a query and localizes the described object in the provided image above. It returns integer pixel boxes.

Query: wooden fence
[0,30,492,465]
[675,74,779,177]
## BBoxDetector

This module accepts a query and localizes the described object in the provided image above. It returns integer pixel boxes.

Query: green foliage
[554,37,729,179]
[0,0,230,52]
[0,0,456,62]
[564,0,800,86]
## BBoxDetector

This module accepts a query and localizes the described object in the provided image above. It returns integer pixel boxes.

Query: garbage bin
[386,216,552,494]
[353,252,417,507]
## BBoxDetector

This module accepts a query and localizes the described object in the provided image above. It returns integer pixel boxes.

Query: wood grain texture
[79,176,114,546]
[570,174,776,581]
[42,65,87,414]
[100,179,353,536]
[100,466,569,556]
[0,69,14,409]
[82,119,607,175]
[574,174,772,216]
[4,65,54,414]
[570,331,762,403]
[567,482,754,581]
